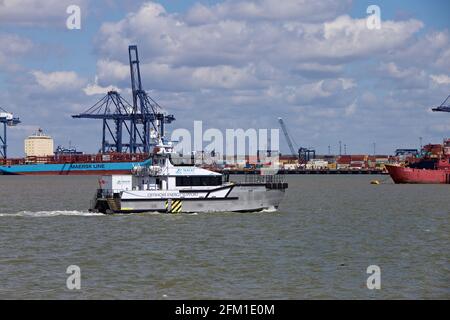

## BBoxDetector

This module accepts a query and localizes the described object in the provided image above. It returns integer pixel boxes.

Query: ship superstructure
[386,139,450,184]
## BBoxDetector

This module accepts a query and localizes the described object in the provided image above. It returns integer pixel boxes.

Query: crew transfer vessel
[90,141,288,214]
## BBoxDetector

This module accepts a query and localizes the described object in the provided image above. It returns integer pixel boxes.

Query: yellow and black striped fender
[165,199,183,214]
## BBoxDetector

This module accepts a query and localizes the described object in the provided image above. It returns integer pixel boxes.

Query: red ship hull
[386,164,450,184]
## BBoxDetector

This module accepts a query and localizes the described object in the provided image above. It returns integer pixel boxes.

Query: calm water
[0,175,448,299]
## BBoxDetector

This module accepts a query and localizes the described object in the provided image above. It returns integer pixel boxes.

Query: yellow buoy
[370,180,380,185]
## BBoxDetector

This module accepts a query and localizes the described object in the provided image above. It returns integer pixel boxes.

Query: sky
[0,0,449,157]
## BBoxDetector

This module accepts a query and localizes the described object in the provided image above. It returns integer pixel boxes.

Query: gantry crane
[278,117,315,162]
[432,94,450,113]
[0,107,21,159]
[72,45,175,154]
[278,117,296,156]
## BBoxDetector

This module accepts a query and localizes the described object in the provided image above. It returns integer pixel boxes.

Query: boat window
[176,176,222,186]
[169,154,194,166]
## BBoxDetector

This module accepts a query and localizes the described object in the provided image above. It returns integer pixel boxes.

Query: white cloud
[95,3,423,69]
[435,47,450,70]
[190,64,260,89]
[31,70,86,91]
[185,0,352,24]
[95,59,261,91]
[379,62,418,79]
[83,76,121,96]
[284,78,356,104]
[96,59,129,83]
[0,33,33,54]
[298,15,423,61]
[378,62,429,89]
[0,0,87,26]
[384,30,450,73]
[339,78,357,90]
[0,33,33,71]
[294,63,343,76]
[345,99,357,116]
[93,1,424,101]
[430,74,450,85]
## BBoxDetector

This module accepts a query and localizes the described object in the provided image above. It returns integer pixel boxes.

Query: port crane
[432,94,450,113]
[0,107,20,159]
[73,45,175,154]
[278,117,315,163]
[278,117,296,156]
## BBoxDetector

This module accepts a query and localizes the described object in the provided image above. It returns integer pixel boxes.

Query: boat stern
[90,189,122,214]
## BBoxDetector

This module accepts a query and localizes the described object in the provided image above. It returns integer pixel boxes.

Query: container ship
[386,139,450,184]
[0,128,152,175]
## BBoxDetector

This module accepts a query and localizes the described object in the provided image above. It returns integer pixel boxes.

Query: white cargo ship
[89,141,287,214]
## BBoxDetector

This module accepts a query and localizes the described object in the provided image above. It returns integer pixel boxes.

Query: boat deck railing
[241,173,285,184]
[97,185,162,198]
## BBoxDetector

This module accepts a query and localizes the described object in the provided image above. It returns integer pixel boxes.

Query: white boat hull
[91,183,287,214]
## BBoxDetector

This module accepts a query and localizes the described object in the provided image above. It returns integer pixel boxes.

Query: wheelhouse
[129,155,225,191]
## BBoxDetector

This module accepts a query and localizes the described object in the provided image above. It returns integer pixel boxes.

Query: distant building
[24,128,54,157]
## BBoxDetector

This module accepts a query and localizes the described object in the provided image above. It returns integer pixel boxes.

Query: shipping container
[350,155,367,162]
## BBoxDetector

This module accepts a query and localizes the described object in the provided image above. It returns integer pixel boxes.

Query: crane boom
[432,94,450,113]
[72,45,175,154]
[278,117,296,156]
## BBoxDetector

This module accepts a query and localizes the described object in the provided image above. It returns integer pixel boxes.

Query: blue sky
[0,0,449,157]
